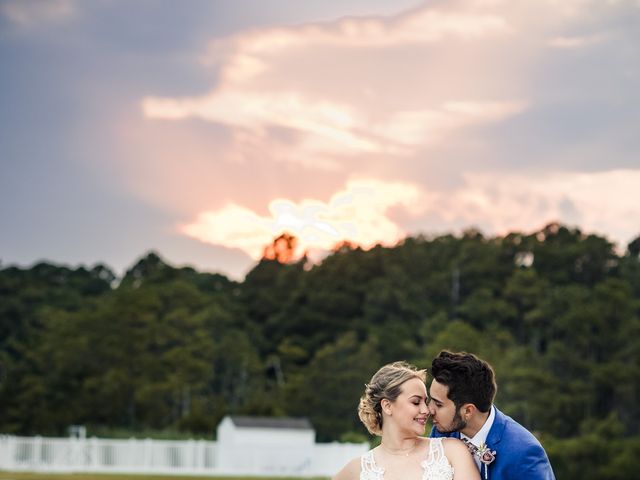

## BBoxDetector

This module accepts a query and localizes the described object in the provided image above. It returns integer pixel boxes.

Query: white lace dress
[360,437,454,480]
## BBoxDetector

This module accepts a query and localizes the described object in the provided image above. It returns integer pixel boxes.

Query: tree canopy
[1,224,639,479]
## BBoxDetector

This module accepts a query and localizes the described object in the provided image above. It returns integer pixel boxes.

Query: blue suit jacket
[431,407,555,480]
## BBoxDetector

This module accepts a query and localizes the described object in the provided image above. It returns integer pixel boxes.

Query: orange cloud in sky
[180,168,640,261]
[180,178,422,260]
[141,0,527,169]
[132,0,640,272]
[433,169,640,248]
[374,100,527,147]
[204,6,512,82]
[3,0,638,282]
[142,90,382,158]
[142,91,526,160]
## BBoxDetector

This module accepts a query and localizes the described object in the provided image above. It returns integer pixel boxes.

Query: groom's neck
[461,409,491,438]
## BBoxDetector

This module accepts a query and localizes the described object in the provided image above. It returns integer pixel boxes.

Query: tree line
[1,222,639,479]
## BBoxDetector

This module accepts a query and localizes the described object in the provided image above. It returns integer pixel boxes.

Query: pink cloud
[180,178,423,259]
[125,0,640,270]
[1,0,75,26]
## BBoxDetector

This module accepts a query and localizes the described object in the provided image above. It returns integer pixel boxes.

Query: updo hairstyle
[357,361,427,435]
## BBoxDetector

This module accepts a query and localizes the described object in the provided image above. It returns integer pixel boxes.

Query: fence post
[0,436,8,470]
[186,439,193,471]
[33,436,42,470]
[196,439,204,471]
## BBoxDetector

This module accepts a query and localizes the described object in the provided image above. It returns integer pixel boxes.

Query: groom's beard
[436,410,467,433]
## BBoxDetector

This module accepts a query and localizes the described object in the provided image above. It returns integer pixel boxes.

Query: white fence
[0,435,368,477]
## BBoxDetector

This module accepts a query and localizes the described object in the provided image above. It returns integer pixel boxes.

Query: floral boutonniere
[476,442,497,466]
[463,440,496,479]
[476,443,496,479]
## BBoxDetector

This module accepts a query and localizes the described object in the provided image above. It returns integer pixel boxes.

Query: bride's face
[384,377,430,435]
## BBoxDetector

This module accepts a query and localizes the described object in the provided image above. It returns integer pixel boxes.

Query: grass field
[0,473,328,480]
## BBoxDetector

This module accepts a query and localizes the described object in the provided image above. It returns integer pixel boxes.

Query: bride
[333,362,479,480]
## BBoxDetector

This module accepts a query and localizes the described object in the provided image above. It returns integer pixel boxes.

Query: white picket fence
[0,435,368,477]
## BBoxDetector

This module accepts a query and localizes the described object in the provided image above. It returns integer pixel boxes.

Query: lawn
[0,473,328,480]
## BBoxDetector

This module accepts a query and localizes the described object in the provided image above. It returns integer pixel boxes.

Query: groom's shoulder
[494,409,554,477]
[496,408,546,448]
[429,426,456,438]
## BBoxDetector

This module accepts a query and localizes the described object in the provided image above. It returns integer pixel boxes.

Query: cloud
[141,0,526,169]
[141,0,638,174]
[547,34,606,48]
[374,100,528,147]
[142,90,382,159]
[206,7,512,81]
[1,0,75,26]
[130,0,640,266]
[420,169,640,248]
[180,167,640,262]
[3,0,639,282]
[142,91,527,160]
[180,178,422,259]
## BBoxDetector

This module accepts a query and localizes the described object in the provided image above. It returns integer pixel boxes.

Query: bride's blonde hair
[357,361,427,435]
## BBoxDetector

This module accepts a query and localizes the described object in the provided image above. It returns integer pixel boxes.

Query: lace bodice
[360,438,454,480]
[420,438,455,480]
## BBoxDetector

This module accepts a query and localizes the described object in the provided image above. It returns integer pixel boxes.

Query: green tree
[284,332,380,441]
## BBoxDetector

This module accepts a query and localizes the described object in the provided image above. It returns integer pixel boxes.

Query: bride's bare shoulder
[440,437,465,446]
[440,437,469,454]
[332,456,361,480]
[440,438,480,479]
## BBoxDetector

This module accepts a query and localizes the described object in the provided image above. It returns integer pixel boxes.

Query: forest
[1,222,639,479]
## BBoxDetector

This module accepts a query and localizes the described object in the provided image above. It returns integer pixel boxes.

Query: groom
[428,351,555,479]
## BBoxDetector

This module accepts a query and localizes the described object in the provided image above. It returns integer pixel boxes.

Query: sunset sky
[2,0,639,280]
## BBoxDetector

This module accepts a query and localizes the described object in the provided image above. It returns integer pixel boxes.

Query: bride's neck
[380,430,419,451]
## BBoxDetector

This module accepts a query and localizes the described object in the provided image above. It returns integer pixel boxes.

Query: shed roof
[228,415,313,430]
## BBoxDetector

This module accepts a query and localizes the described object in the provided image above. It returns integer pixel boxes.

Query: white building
[216,416,316,474]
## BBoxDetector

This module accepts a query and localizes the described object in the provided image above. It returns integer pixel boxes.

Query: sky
[1,0,639,280]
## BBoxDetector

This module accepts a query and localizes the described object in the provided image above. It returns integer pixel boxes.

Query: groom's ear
[459,403,477,420]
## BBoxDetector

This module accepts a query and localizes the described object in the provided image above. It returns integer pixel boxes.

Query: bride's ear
[381,398,393,416]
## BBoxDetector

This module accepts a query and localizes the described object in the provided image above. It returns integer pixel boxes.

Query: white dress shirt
[461,405,496,470]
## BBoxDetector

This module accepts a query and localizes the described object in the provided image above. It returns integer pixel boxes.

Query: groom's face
[428,379,466,433]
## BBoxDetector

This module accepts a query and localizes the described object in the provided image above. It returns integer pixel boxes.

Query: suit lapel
[486,406,506,446]
[482,407,506,480]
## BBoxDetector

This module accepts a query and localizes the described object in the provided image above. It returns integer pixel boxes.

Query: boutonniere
[476,443,496,479]
[476,442,496,466]
[463,440,496,479]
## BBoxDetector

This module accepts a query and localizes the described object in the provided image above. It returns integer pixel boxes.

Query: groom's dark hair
[431,350,497,413]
